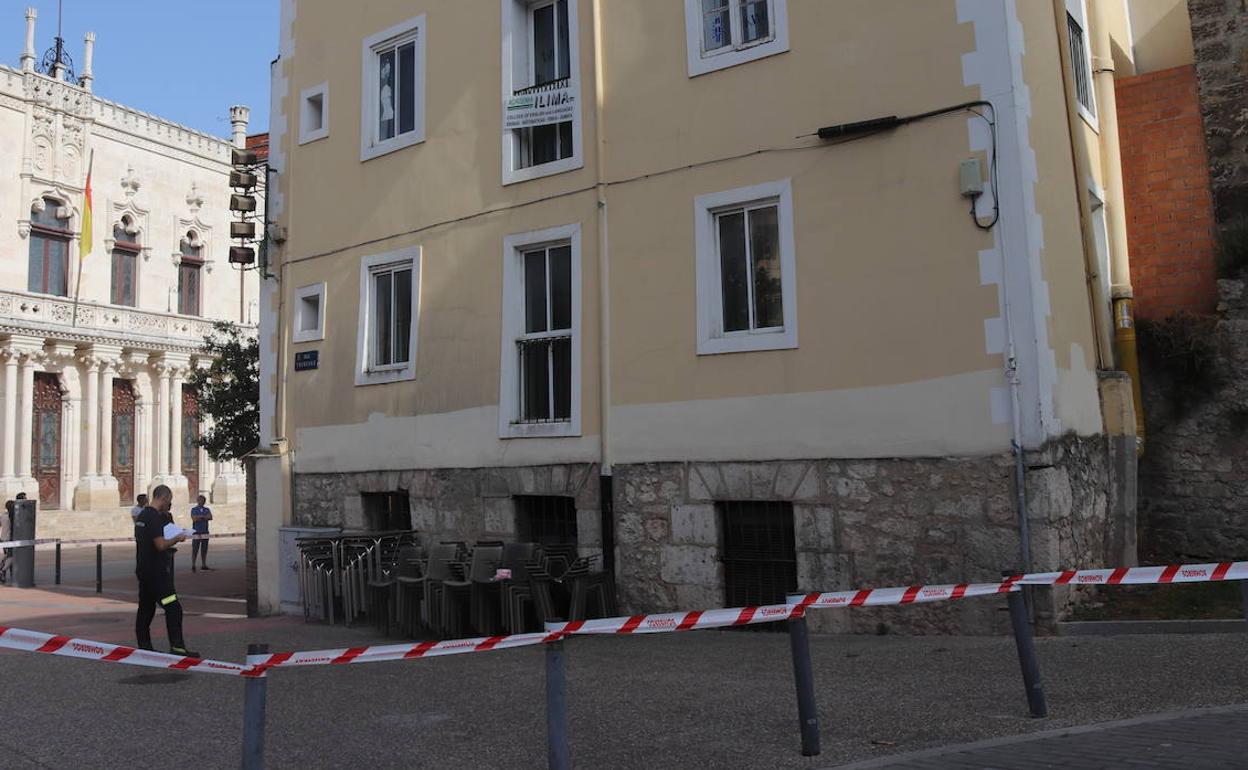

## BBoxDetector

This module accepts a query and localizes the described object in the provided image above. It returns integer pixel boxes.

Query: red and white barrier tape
[243,626,583,676]
[3,560,1245,676]
[1016,561,1248,587]
[546,603,805,636]
[789,579,1019,610]
[0,625,251,677]
[0,538,60,549]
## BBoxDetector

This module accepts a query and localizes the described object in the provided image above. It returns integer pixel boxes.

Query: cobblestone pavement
[2,560,1247,768]
[841,704,1248,769]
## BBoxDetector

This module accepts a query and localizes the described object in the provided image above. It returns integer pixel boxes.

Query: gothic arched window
[111,218,141,306]
[178,230,203,316]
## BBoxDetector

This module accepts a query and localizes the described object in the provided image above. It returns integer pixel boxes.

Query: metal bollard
[1240,581,1248,627]
[787,611,822,756]
[96,543,103,594]
[242,643,270,770]
[55,541,61,585]
[544,623,571,770]
[1005,578,1047,719]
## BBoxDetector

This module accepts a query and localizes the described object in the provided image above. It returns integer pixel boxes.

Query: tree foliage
[188,321,260,462]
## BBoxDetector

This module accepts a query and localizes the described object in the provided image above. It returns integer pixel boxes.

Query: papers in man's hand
[162,523,193,540]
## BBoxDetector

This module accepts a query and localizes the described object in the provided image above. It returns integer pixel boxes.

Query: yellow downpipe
[1090,0,1146,453]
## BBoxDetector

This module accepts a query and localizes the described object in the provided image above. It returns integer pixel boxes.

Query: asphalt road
[1,607,1246,769]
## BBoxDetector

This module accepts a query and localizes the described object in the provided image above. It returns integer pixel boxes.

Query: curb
[1057,619,1247,635]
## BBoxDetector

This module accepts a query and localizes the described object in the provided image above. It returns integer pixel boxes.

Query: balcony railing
[0,287,253,347]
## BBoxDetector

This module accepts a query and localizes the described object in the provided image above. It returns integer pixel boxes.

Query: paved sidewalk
[842,704,1248,769]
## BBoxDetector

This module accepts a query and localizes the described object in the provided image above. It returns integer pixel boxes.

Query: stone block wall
[613,435,1111,635]
[292,463,603,558]
[1187,0,1248,221]
[1139,280,1248,562]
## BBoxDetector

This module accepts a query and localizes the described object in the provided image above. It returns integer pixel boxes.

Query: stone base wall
[1139,280,1248,562]
[292,464,603,558]
[287,434,1112,635]
[614,434,1111,634]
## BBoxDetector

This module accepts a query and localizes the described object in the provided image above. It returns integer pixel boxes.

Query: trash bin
[12,498,36,589]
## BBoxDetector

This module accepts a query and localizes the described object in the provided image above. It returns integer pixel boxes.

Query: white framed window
[360,15,426,162]
[683,0,789,77]
[694,179,798,355]
[500,0,584,185]
[355,248,420,386]
[293,282,326,343]
[499,224,582,438]
[298,82,329,145]
[1065,0,1097,128]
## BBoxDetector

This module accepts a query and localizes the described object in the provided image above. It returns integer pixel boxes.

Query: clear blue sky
[18,0,278,138]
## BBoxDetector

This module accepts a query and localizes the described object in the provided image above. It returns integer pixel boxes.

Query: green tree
[188,321,259,462]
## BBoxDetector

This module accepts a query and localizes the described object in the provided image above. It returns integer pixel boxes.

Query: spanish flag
[80,151,94,260]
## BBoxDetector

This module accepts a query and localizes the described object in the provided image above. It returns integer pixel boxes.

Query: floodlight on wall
[229,246,256,266]
[230,169,258,189]
[230,194,257,213]
[232,148,259,166]
[231,221,257,239]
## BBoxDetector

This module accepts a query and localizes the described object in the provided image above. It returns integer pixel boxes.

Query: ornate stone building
[0,8,258,511]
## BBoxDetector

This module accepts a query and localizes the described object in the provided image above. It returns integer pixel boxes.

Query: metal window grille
[515,495,578,546]
[1067,13,1094,115]
[361,491,412,532]
[719,501,796,631]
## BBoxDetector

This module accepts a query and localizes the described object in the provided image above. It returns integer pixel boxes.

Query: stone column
[20,8,37,72]
[98,363,114,481]
[16,350,37,485]
[57,365,81,511]
[1,349,17,479]
[169,369,183,479]
[133,372,153,497]
[155,363,171,478]
[80,356,101,479]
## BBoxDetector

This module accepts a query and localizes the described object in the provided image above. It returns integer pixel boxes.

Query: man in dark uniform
[134,484,199,656]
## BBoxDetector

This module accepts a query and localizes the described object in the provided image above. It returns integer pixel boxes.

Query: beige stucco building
[0,9,256,515]
[256,0,1144,628]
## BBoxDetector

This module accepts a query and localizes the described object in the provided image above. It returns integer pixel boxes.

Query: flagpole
[72,149,94,328]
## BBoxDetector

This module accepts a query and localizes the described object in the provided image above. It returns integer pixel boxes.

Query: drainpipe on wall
[1090,0,1146,454]
[591,0,616,575]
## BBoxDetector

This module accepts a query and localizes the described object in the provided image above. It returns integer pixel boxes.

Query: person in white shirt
[130,494,148,522]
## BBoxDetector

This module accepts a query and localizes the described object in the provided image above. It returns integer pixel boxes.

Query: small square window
[695,179,798,355]
[299,83,329,145]
[684,0,789,77]
[361,16,426,161]
[293,282,325,343]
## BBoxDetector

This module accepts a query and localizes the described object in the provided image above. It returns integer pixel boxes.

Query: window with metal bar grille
[515,495,578,546]
[1067,12,1094,116]
[719,501,796,631]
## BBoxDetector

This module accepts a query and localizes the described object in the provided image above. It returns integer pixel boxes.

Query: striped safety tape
[0,625,252,677]
[0,538,60,549]
[242,625,586,676]
[788,579,1020,610]
[546,603,806,636]
[1016,561,1248,587]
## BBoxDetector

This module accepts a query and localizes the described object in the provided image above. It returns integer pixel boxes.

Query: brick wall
[1118,64,1219,319]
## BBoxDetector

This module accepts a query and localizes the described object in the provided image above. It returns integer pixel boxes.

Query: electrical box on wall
[959,158,984,197]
